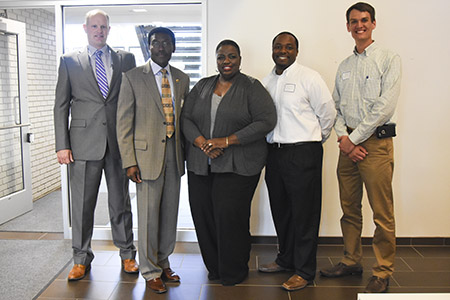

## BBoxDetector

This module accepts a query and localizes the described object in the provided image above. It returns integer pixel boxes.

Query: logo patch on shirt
[341,71,351,80]
[284,83,296,93]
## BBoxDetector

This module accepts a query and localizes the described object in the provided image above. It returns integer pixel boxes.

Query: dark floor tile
[393,271,450,287]
[179,254,206,269]
[174,242,201,254]
[413,246,450,258]
[256,256,332,272]
[250,244,278,256]
[241,270,295,286]
[329,257,412,271]
[396,246,424,258]
[316,245,345,257]
[315,271,398,288]
[290,286,364,300]
[174,268,210,284]
[85,265,142,283]
[402,257,450,271]
[39,279,117,299]
[109,282,202,300]
[200,285,289,300]
[92,251,117,266]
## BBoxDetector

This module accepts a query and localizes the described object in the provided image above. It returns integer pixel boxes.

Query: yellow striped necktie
[161,69,174,138]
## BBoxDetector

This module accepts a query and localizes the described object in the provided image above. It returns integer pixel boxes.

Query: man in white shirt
[320,2,401,294]
[258,31,336,291]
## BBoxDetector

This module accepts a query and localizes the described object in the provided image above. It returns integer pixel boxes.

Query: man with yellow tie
[116,27,190,294]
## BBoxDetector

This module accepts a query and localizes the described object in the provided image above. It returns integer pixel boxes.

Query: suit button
[161,139,166,143]
[163,121,167,125]
[102,122,106,125]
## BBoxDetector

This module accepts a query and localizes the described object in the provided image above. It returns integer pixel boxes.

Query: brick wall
[5,8,60,200]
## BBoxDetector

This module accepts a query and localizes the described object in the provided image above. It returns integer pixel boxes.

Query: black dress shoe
[320,262,363,277]
[365,276,389,293]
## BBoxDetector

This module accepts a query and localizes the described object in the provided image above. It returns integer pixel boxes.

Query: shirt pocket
[363,78,381,101]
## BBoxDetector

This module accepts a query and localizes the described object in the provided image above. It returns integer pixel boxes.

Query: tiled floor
[3,231,449,300]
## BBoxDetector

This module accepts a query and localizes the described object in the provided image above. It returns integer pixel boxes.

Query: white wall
[206,0,450,237]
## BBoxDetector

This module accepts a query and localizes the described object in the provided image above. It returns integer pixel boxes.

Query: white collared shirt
[263,62,336,143]
[88,44,112,85]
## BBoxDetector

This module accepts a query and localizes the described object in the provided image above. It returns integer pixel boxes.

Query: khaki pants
[338,135,395,278]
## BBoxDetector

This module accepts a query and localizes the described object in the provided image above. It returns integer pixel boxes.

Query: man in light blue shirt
[320,2,402,294]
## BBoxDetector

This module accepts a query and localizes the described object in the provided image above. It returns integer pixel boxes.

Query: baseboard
[250,236,450,246]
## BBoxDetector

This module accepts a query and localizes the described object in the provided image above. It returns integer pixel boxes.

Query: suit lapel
[78,48,102,98]
[109,49,121,99]
[143,62,165,117]
[170,66,183,120]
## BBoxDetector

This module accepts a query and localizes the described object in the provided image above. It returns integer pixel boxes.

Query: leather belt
[269,141,319,149]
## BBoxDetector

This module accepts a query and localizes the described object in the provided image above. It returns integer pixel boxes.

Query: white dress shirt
[263,62,336,144]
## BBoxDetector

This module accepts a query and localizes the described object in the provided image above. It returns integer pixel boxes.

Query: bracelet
[226,136,229,147]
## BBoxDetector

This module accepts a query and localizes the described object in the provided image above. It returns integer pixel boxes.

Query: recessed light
[131,8,147,13]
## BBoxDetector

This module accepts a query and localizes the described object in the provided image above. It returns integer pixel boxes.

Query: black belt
[269,141,319,149]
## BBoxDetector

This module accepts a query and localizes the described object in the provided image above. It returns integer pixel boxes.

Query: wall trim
[250,236,450,246]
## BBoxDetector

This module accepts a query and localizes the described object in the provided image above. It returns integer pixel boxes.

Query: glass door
[0,18,32,224]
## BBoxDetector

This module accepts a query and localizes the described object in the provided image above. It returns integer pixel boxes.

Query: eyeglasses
[151,40,173,49]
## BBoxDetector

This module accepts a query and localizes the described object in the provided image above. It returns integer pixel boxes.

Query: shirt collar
[88,44,109,57]
[353,41,377,57]
[150,59,170,76]
[271,61,298,76]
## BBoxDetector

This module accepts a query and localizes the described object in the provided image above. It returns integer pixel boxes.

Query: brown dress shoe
[320,262,363,278]
[122,259,139,274]
[162,267,180,282]
[365,276,389,293]
[146,277,167,293]
[282,274,309,291]
[68,264,90,281]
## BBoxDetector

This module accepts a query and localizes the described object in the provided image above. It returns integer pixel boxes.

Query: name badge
[284,83,296,93]
[341,71,350,80]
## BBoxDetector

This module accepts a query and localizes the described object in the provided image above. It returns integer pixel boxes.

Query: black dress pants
[265,142,323,281]
[187,170,260,285]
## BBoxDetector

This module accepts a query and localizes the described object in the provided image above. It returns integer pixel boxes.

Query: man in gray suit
[54,9,138,281]
[117,27,189,294]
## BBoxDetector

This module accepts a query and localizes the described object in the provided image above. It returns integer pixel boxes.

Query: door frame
[0,17,33,224]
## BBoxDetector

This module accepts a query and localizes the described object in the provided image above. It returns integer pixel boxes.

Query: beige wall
[206,0,450,237]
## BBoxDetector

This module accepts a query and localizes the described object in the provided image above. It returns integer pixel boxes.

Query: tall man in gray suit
[54,9,138,281]
[117,27,190,294]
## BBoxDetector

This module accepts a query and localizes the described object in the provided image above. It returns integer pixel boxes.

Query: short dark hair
[148,27,176,46]
[272,31,299,50]
[215,39,241,56]
[346,2,376,23]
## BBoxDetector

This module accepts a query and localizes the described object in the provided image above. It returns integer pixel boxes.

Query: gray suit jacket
[54,46,136,160]
[117,62,190,180]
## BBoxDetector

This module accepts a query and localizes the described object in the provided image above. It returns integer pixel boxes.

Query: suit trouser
[69,145,135,265]
[338,135,395,278]
[187,170,260,285]
[265,142,323,281]
[136,137,180,281]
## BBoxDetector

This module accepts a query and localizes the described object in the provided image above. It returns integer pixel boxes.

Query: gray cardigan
[181,72,276,176]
